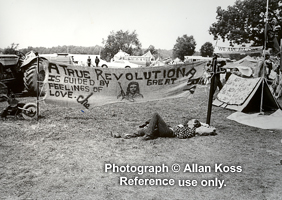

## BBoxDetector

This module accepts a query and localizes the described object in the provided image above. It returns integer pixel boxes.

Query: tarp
[223,55,259,77]
[224,55,259,70]
[43,61,201,109]
[227,109,282,130]
[213,74,280,113]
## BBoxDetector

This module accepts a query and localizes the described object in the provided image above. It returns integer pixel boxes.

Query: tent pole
[279,38,282,86]
[260,0,269,114]
[260,78,265,114]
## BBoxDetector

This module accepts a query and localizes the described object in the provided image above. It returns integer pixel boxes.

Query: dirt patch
[0,86,282,200]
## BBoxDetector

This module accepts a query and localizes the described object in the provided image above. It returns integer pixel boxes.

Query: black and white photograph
[1,0,282,199]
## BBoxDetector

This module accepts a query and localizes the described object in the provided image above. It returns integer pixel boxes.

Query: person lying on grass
[112,112,216,140]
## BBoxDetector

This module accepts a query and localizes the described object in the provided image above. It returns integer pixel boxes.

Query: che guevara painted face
[129,84,138,94]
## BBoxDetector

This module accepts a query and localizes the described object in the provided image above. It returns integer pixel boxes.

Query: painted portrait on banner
[117,81,144,102]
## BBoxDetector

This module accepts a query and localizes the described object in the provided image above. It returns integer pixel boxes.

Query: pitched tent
[173,57,184,64]
[234,55,258,63]
[142,51,155,61]
[113,50,130,60]
[213,74,281,113]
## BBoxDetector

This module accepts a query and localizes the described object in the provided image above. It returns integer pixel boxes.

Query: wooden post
[36,52,39,121]
[206,55,217,125]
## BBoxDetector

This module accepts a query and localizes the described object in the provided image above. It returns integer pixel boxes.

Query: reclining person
[114,112,216,140]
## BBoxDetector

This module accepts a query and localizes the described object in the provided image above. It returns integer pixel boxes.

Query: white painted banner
[43,61,201,109]
[214,46,263,53]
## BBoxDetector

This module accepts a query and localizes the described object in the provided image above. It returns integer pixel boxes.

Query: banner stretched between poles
[41,61,200,109]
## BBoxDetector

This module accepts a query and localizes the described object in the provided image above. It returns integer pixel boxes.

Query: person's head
[127,81,140,95]
[218,60,226,67]
[186,119,201,128]
[265,52,271,60]
[231,68,242,76]
[270,15,279,26]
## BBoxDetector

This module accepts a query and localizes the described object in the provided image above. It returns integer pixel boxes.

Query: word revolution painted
[43,62,198,109]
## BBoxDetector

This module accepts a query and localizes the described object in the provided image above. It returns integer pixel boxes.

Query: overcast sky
[0,0,237,51]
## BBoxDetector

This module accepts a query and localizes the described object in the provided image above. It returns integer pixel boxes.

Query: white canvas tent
[231,55,258,65]
[223,55,259,76]
[142,51,155,61]
[113,50,130,60]
[213,74,281,113]
[172,58,184,64]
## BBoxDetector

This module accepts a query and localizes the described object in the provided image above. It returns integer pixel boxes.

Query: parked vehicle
[0,54,25,94]
[101,60,141,68]
[0,51,75,96]
[20,52,78,95]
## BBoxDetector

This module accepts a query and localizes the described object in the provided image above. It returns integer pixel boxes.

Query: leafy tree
[173,35,196,60]
[101,30,142,61]
[3,43,19,54]
[200,42,214,57]
[209,0,282,46]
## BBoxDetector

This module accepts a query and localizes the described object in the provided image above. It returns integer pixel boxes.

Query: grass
[0,85,282,200]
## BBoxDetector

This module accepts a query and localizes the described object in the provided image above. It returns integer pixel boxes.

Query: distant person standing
[212,60,225,93]
[87,56,92,67]
[254,53,272,78]
[95,56,100,67]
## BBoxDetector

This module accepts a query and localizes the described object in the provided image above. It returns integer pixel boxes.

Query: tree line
[0,44,102,55]
[1,42,175,61]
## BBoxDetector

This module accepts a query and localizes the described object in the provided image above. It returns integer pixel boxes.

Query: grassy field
[0,85,282,200]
